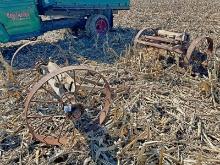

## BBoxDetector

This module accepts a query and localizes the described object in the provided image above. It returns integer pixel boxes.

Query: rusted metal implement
[24,61,111,145]
[11,40,66,69]
[134,28,214,73]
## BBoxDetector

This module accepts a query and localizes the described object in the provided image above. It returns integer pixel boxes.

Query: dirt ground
[0,0,220,164]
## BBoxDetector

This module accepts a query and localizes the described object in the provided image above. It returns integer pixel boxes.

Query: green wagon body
[42,0,129,9]
[0,0,130,43]
[0,0,41,43]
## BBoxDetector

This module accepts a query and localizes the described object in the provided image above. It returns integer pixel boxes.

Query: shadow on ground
[1,27,137,69]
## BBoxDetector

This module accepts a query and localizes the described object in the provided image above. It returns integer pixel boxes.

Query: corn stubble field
[1,0,220,164]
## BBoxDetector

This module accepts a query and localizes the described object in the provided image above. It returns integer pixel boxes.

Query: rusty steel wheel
[11,40,66,69]
[184,36,214,74]
[24,66,111,145]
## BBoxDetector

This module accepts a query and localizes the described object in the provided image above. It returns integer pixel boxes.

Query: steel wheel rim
[185,36,213,65]
[11,40,66,69]
[184,36,213,75]
[24,65,111,145]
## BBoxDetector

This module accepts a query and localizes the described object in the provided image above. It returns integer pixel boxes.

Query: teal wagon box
[0,0,130,43]
[43,0,130,9]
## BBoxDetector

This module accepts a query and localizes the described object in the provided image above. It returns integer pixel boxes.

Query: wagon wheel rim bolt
[24,66,111,145]
[96,19,108,34]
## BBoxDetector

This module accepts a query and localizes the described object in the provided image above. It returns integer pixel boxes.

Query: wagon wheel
[85,14,110,37]
[11,40,67,69]
[133,28,156,49]
[24,66,111,145]
[184,36,213,76]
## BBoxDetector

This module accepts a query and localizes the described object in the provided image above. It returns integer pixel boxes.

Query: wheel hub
[96,19,108,34]
[64,104,84,120]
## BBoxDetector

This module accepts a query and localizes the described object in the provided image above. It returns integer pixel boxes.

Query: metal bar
[136,40,184,54]
[142,36,180,44]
